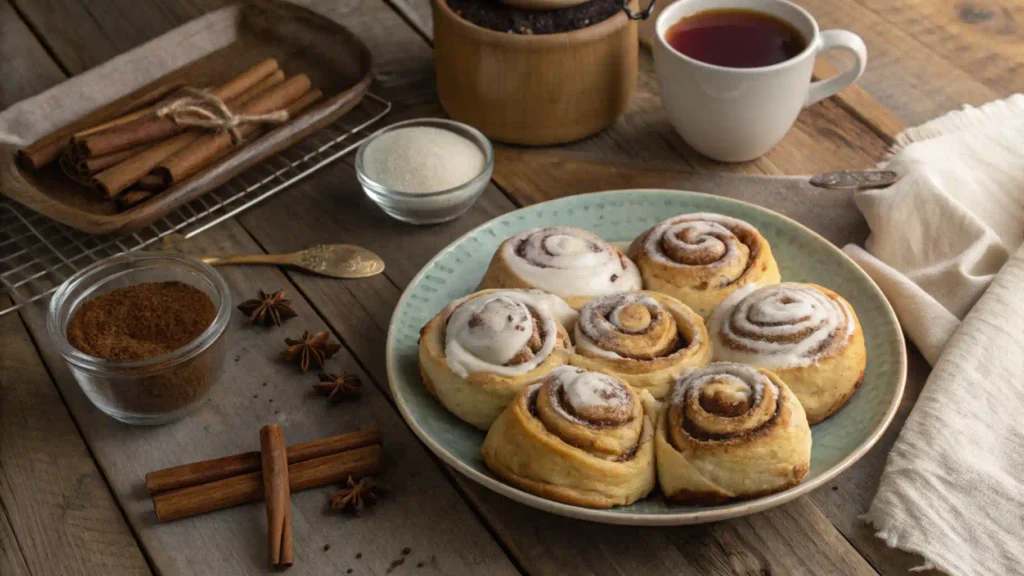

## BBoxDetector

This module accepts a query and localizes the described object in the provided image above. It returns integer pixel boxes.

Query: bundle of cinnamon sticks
[146,427,381,568]
[16,58,323,212]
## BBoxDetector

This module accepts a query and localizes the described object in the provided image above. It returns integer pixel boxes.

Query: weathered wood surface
[2,0,1015,574]
[0,295,152,575]
[0,4,153,574]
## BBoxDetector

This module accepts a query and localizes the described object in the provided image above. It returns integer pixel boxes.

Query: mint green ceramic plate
[386,190,906,525]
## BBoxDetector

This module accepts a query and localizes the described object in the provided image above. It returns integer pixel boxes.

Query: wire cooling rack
[0,93,391,318]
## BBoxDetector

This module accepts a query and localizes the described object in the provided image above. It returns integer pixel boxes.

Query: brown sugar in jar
[67,281,217,361]
[65,281,224,420]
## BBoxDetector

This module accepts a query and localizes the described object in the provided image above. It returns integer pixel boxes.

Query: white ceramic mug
[652,0,867,162]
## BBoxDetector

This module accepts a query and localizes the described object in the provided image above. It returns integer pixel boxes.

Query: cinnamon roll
[478,227,642,308]
[628,213,781,318]
[570,291,712,399]
[707,283,867,424]
[656,363,811,505]
[419,289,578,430]
[481,367,657,508]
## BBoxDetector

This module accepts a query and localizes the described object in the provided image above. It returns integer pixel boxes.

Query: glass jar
[355,118,494,225]
[47,252,231,425]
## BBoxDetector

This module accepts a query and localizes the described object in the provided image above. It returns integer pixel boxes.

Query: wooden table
[1,0,1018,574]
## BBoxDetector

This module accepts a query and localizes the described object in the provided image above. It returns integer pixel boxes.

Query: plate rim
[385,188,908,525]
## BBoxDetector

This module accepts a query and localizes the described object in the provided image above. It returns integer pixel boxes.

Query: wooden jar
[432,0,639,145]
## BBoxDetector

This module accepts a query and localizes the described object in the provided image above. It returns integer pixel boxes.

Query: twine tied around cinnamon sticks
[155,87,289,145]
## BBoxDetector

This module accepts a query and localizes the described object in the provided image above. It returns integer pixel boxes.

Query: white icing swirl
[708,283,855,369]
[545,366,632,425]
[444,290,577,378]
[641,213,759,284]
[502,227,642,298]
[575,293,667,359]
[671,363,771,407]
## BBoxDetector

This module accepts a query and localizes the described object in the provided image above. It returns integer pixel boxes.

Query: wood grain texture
[0,8,153,575]
[14,221,520,576]
[856,0,1024,95]
[0,481,31,576]
[0,298,152,575]
[0,0,66,108]
[799,0,1001,126]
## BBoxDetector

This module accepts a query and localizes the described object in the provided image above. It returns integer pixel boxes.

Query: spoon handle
[198,254,293,266]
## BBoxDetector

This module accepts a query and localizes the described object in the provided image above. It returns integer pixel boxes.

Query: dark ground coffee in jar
[447,0,622,35]
[66,281,220,416]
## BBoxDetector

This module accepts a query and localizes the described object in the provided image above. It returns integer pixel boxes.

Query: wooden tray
[0,0,372,235]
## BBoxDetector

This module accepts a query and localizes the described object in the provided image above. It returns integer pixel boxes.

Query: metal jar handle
[622,0,657,20]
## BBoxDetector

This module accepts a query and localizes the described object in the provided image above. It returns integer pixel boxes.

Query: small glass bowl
[355,118,494,225]
[46,252,231,425]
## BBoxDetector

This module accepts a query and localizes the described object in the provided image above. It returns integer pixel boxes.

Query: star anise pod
[281,331,341,373]
[329,476,380,515]
[313,372,362,403]
[237,289,297,327]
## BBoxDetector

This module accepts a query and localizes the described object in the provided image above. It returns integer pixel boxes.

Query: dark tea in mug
[665,9,807,68]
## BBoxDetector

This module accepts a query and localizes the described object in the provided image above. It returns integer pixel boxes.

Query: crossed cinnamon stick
[146,427,382,568]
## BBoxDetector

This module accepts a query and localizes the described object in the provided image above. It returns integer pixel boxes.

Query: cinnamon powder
[67,281,216,360]
[66,281,224,418]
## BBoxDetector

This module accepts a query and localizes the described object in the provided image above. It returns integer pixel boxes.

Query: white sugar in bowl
[355,118,494,225]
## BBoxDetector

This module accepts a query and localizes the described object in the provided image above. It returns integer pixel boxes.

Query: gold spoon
[154,235,385,279]
[199,244,385,279]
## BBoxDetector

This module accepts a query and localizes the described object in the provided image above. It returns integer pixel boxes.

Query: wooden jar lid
[499,0,591,9]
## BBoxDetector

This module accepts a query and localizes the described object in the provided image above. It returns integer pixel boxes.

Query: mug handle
[805,30,867,107]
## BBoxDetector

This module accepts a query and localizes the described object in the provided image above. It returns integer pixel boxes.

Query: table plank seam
[5,0,71,77]
[10,309,158,575]
[0,494,32,576]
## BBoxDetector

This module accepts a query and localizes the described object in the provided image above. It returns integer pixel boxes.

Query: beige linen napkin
[842,96,1024,575]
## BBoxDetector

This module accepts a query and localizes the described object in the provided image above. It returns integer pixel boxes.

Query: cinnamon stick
[76,142,156,175]
[153,444,382,522]
[72,58,279,158]
[145,428,381,494]
[136,174,165,191]
[91,72,289,198]
[233,69,286,109]
[260,425,293,568]
[116,190,154,211]
[15,80,184,171]
[153,80,318,187]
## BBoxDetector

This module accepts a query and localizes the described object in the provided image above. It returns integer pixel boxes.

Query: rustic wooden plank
[0,5,153,574]
[798,0,1000,125]
[0,484,31,576]
[0,299,153,575]
[14,221,521,576]
[7,0,227,75]
[855,0,1024,96]
[0,0,66,108]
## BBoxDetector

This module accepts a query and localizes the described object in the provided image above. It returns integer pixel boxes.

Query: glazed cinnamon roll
[481,367,657,508]
[478,227,642,308]
[570,291,712,399]
[419,289,577,430]
[656,363,811,505]
[707,283,867,424]
[628,213,781,318]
